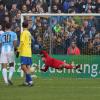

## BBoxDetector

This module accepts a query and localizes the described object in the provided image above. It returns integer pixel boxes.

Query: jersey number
[3,34,11,43]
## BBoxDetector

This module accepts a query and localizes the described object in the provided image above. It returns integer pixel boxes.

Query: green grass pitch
[0,78,100,100]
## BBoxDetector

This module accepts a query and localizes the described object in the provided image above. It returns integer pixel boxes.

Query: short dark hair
[0,1,4,6]
[22,21,28,28]
[5,22,11,29]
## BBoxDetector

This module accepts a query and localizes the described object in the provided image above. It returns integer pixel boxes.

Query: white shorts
[0,51,15,63]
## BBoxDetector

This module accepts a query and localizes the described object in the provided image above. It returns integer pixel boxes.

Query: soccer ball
[30,67,36,73]
[30,67,38,79]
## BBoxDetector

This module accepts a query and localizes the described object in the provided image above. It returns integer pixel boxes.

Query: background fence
[21,14,100,55]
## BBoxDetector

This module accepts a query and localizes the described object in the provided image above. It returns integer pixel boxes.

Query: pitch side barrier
[0,55,99,78]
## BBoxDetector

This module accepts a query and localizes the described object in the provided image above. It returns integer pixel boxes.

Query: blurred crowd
[0,0,50,41]
[0,0,100,55]
[24,16,100,55]
[52,0,100,13]
[0,0,99,15]
[0,0,50,13]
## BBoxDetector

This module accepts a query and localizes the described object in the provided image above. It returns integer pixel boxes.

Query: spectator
[93,34,100,54]
[52,0,61,13]
[96,0,100,13]
[62,0,70,13]
[31,4,37,13]
[26,0,32,11]
[4,16,10,23]
[36,1,44,13]
[87,39,94,52]
[51,0,99,13]
[79,0,96,13]
[67,41,80,55]
[10,3,19,18]
[21,4,28,13]
[0,24,4,35]
[0,2,5,26]
[0,0,99,14]
[53,36,65,54]
[33,35,43,54]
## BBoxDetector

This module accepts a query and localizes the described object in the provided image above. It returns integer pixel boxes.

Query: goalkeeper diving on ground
[38,50,82,72]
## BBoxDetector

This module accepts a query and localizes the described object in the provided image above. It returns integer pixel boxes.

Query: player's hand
[40,68,45,72]
[40,68,43,71]
[14,48,19,58]
[16,52,19,58]
[40,68,47,72]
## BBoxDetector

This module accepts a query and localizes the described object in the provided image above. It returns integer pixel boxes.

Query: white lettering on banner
[49,68,55,74]
[0,60,99,78]
[91,64,98,78]
[56,69,63,73]
[84,64,91,74]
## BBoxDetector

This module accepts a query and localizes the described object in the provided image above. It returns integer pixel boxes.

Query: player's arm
[0,35,2,54]
[40,65,49,72]
[13,32,18,48]
[14,40,19,57]
[17,32,25,52]
[12,32,19,57]
[40,50,49,57]
[14,31,25,58]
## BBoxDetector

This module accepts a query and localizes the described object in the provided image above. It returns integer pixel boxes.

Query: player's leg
[21,57,33,86]
[59,63,74,69]
[21,64,33,86]
[1,53,9,84]
[2,63,9,85]
[8,63,15,85]
[26,57,33,86]
[8,52,15,85]
[64,63,73,69]
[61,63,80,69]
[64,63,82,72]
[26,65,33,85]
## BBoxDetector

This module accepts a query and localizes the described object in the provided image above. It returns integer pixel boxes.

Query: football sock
[26,73,32,83]
[9,67,14,80]
[2,68,8,84]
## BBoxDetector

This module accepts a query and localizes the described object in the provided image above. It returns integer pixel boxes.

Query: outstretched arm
[40,50,49,57]
[40,65,49,72]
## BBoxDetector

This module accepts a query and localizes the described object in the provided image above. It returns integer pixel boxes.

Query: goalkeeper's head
[40,49,47,57]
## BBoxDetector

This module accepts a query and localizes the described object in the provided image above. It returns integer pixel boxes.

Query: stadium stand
[0,0,99,55]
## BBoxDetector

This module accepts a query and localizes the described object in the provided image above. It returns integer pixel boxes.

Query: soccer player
[0,22,17,85]
[17,21,33,86]
[40,50,81,72]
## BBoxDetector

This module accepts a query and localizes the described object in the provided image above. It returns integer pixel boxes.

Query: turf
[0,78,100,100]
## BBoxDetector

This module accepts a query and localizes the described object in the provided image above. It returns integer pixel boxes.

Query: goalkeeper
[40,50,81,72]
